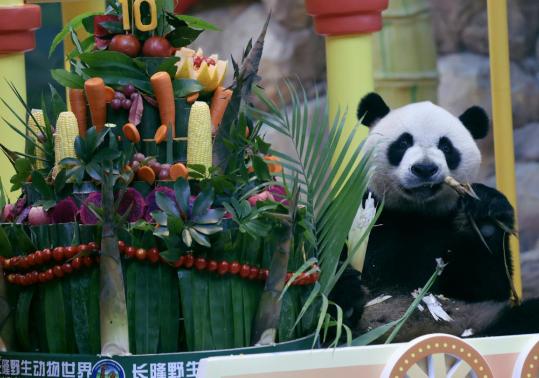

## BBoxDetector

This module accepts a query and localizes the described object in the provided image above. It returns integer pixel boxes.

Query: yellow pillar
[0,0,29,201]
[305,0,388,170]
[486,0,522,299]
[326,34,372,143]
[61,0,104,64]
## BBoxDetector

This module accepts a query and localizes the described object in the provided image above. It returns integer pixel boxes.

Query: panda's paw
[328,268,368,328]
[461,183,515,233]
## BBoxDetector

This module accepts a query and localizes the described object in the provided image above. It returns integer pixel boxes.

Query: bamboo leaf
[15,289,34,351]
[49,11,102,56]
[158,264,180,352]
[51,69,84,89]
[134,262,160,353]
[178,269,195,350]
[44,281,67,352]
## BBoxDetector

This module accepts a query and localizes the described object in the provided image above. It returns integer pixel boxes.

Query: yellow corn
[187,101,212,174]
[28,109,46,169]
[53,112,79,177]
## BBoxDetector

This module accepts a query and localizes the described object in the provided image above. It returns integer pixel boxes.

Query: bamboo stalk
[99,168,130,355]
[251,222,292,346]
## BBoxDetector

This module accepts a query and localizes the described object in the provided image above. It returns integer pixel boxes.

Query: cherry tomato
[53,265,64,278]
[229,261,240,275]
[72,257,82,270]
[135,248,147,261]
[195,258,207,271]
[52,247,65,262]
[240,264,250,278]
[184,254,194,269]
[147,248,159,263]
[207,260,218,272]
[62,263,73,274]
[218,261,229,275]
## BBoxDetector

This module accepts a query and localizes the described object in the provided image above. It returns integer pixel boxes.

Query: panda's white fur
[364,101,481,214]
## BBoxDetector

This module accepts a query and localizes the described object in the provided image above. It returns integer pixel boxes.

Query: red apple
[109,34,141,58]
[142,36,174,57]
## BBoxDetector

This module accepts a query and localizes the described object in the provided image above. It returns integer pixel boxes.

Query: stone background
[186,0,539,295]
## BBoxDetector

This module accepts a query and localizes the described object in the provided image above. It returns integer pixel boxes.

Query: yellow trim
[61,0,104,59]
[486,0,521,299]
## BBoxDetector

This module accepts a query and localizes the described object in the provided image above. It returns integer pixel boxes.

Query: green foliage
[165,13,219,48]
[250,82,377,347]
[154,179,225,251]
[61,126,133,187]
[0,82,57,186]
[49,11,102,57]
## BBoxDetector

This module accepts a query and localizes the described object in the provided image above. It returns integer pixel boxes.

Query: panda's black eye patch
[387,132,414,166]
[438,136,461,170]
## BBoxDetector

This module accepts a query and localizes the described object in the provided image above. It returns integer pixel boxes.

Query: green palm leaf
[251,82,371,294]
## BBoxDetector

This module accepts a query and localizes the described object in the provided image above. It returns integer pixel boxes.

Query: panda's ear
[459,106,489,139]
[357,93,390,127]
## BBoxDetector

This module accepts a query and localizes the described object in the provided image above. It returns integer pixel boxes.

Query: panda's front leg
[455,183,515,249]
[443,183,516,301]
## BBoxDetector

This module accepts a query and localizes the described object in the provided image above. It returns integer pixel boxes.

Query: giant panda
[330,93,539,342]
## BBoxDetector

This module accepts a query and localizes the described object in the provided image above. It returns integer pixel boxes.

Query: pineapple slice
[175,47,227,93]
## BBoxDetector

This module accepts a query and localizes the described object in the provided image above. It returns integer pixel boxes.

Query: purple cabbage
[50,197,79,224]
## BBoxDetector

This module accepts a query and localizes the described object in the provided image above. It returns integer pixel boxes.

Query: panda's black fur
[330,93,539,342]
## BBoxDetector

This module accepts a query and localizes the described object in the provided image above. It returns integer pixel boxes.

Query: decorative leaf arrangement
[0,0,385,357]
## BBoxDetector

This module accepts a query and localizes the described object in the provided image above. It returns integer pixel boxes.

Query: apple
[109,34,141,58]
[142,36,174,57]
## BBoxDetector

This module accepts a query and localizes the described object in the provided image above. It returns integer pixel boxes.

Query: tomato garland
[1,241,320,287]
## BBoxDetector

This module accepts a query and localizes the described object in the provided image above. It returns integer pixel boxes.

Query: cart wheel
[513,338,539,378]
[382,334,493,378]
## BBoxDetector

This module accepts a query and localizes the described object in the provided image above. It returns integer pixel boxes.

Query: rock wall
[190,0,325,102]
[431,0,539,252]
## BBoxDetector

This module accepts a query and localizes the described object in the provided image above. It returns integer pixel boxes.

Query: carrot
[122,123,140,143]
[104,86,116,103]
[137,166,155,184]
[154,124,168,144]
[69,88,87,137]
[186,92,199,104]
[264,155,282,174]
[84,77,107,132]
[210,86,233,134]
[169,163,188,181]
[150,71,175,137]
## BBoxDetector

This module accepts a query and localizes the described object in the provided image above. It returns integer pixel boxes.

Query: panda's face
[363,101,484,214]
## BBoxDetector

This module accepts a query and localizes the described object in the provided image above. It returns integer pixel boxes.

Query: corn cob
[187,101,212,174]
[53,112,79,177]
[28,109,46,169]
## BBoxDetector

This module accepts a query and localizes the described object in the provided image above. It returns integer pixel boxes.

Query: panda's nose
[411,163,438,179]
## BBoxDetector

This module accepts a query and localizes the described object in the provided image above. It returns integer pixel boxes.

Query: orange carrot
[186,92,199,104]
[154,124,168,144]
[122,123,140,143]
[104,86,116,103]
[210,86,233,134]
[150,71,175,137]
[169,163,188,181]
[264,155,282,174]
[137,166,155,184]
[69,88,87,137]
[84,77,107,132]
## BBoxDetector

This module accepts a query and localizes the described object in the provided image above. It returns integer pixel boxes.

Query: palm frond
[251,82,372,293]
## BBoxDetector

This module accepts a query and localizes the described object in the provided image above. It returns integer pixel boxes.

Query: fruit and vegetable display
[0,0,373,360]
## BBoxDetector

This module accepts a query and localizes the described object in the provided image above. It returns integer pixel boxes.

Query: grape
[160,163,171,172]
[111,98,122,110]
[130,92,139,101]
[114,91,126,100]
[131,160,140,172]
[133,152,145,162]
[159,168,170,180]
[121,99,132,110]
[123,84,136,97]
[149,161,161,176]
